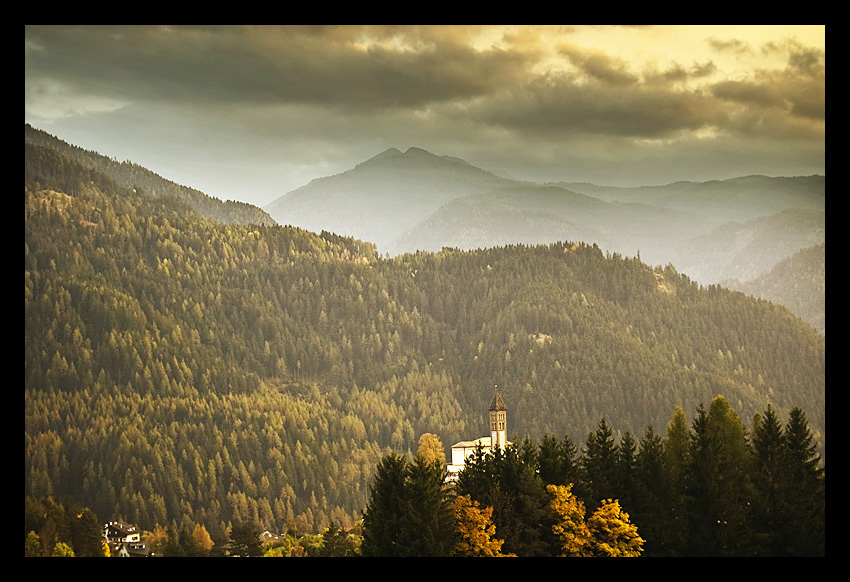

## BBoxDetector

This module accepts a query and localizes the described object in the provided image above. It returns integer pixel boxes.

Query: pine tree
[750,404,786,555]
[634,425,670,556]
[582,418,618,505]
[361,452,456,557]
[537,433,579,490]
[228,522,262,557]
[685,397,756,556]
[405,454,456,557]
[361,452,411,557]
[782,407,825,556]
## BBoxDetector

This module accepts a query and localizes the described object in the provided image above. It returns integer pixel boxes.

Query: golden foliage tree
[192,523,215,552]
[451,494,509,557]
[417,433,446,467]
[546,484,592,557]
[586,499,644,557]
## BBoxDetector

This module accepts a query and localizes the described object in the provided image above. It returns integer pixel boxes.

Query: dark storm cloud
[25,25,825,203]
[468,77,724,138]
[25,25,535,111]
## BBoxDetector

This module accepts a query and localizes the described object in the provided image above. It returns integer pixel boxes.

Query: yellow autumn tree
[192,523,215,552]
[547,484,592,557]
[586,499,644,557]
[417,433,446,467]
[452,494,511,557]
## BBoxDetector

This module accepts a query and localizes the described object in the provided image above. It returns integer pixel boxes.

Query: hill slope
[26,124,276,227]
[386,183,708,263]
[264,147,824,328]
[723,243,825,334]
[669,208,825,285]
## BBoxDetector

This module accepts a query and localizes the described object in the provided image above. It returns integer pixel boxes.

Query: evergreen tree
[782,407,825,556]
[320,520,357,557]
[582,418,618,505]
[361,452,455,557]
[405,454,456,557]
[661,405,691,555]
[228,522,262,557]
[750,404,786,555]
[537,433,579,491]
[361,452,411,557]
[66,506,103,557]
[615,431,638,510]
[684,397,756,556]
[634,425,670,556]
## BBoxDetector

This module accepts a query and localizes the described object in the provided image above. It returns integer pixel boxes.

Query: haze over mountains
[264,146,825,332]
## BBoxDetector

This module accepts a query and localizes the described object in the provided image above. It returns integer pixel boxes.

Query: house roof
[104,521,138,535]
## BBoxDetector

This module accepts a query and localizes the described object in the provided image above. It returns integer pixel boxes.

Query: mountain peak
[404,146,434,156]
[369,147,404,161]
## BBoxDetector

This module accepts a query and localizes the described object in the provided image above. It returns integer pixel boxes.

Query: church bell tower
[489,387,507,452]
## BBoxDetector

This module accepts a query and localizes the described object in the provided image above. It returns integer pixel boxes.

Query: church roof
[451,437,491,449]
[489,390,506,411]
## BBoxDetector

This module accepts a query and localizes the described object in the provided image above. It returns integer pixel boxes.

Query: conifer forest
[25,126,825,557]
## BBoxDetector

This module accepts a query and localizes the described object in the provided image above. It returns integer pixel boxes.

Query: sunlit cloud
[24,25,825,204]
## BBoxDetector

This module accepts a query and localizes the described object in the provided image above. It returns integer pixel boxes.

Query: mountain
[669,208,825,285]
[25,128,825,539]
[386,183,709,262]
[264,146,518,250]
[25,124,276,227]
[723,243,826,334]
[265,147,824,294]
[557,175,825,229]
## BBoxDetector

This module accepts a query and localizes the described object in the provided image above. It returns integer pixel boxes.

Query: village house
[103,521,149,557]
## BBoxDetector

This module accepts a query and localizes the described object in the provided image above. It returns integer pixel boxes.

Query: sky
[25,25,825,208]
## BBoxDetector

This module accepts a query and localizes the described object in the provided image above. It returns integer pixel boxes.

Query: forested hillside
[723,244,825,335]
[25,128,825,544]
[25,124,275,227]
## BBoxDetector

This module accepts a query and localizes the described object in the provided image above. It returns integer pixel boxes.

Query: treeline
[360,397,824,557]
[24,495,357,557]
[27,396,824,557]
[25,130,824,543]
[25,497,105,557]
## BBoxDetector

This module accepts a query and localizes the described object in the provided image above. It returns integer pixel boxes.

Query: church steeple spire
[489,385,507,452]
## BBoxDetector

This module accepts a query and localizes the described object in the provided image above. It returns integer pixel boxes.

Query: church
[445,388,510,482]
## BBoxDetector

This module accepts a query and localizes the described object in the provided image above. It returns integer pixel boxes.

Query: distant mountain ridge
[724,243,826,335]
[557,175,825,228]
[385,183,706,261]
[265,146,824,333]
[264,146,519,249]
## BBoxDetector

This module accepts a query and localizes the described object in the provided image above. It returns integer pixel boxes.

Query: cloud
[25,25,538,113]
[25,25,825,201]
